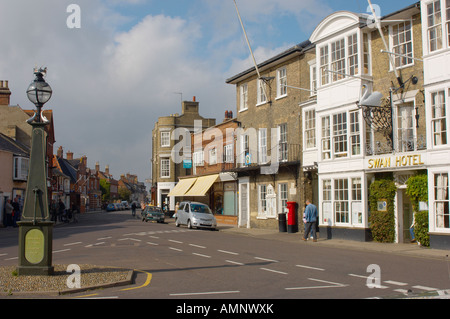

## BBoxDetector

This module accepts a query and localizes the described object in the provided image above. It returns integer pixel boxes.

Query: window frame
[390,20,414,69]
[239,83,248,112]
[431,90,448,147]
[160,158,170,178]
[160,131,171,148]
[277,67,288,98]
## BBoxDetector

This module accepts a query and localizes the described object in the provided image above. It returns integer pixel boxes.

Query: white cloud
[0,0,329,183]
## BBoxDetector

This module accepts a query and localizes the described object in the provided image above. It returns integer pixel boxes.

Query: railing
[365,134,427,156]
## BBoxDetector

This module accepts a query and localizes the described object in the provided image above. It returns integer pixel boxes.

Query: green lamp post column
[17,67,54,276]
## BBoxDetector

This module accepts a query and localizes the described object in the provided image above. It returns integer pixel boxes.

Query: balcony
[365,134,427,156]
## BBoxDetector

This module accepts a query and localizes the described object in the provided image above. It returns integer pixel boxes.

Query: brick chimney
[66,151,74,160]
[0,81,11,105]
[57,146,64,158]
[95,162,100,173]
[182,96,199,115]
[105,165,110,175]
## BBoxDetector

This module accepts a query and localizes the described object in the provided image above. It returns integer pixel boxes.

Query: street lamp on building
[17,67,54,276]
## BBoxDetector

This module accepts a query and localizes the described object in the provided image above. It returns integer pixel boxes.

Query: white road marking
[168,240,183,244]
[296,264,325,271]
[218,249,239,255]
[64,242,82,246]
[53,249,71,253]
[286,278,348,290]
[384,280,408,286]
[189,244,206,249]
[226,260,245,266]
[4,257,18,261]
[146,242,159,246]
[260,268,288,275]
[255,257,278,263]
[97,237,112,241]
[169,247,183,252]
[193,253,211,258]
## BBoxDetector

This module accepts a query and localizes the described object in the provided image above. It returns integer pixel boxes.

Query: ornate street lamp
[17,67,54,276]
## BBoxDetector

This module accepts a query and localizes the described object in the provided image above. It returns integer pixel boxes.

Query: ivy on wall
[368,178,397,243]
[406,173,430,247]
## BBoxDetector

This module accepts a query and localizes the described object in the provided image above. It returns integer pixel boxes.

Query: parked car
[106,203,115,212]
[141,205,165,223]
[121,201,130,210]
[113,203,121,211]
[175,201,217,230]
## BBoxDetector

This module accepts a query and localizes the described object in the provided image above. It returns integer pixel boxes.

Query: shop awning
[168,177,197,197]
[184,174,219,197]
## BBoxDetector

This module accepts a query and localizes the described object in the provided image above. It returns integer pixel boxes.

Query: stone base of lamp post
[16,221,54,276]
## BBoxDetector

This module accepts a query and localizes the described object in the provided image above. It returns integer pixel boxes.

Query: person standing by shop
[5,199,13,227]
[302,199,318,242]
[11,197,20,227]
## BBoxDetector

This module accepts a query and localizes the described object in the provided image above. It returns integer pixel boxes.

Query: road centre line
[97,237,112,241]
[0,253,8,257]
[4,257,18,261]
[226,260,245,266]
[53,249,71,254]
[149,236,159,239]
[260,268,288,275]
[285,278,348,290]
[168,239,183,244]
[146,242,159,246]
[255,257,278,263]
[169,247,183,252]
[296,264,325,271]
[189,244,206,249]
[218,249,239,255]
[193,253,211,258]
[64,242,82,247]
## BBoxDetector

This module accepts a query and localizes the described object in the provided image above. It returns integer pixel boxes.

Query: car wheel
[187,219,192,229]
[175,219,180,227]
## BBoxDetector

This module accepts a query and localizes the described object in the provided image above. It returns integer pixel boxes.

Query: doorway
[239,179,249,228]
[397,189,414,243]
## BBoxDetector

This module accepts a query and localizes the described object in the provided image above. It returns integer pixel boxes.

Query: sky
[0,0,417,188]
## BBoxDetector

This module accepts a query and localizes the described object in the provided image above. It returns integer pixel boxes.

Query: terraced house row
[152,1,450,249]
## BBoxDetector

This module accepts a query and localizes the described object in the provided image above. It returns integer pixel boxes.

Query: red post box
[286,202,298,233]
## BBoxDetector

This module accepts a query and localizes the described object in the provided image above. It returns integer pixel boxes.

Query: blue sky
[0,0,420,184]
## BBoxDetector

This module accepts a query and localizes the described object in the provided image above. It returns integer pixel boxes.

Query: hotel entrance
[396,189,414,243]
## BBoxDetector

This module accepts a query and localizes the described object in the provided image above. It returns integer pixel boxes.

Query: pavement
[217,224,450,261]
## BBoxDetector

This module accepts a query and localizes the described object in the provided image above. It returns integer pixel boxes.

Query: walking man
[302,199,318,242]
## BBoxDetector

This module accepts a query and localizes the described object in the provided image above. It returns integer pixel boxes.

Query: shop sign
[368,154,425,170]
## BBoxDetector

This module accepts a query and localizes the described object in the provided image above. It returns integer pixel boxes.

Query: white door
[239,182,249,228]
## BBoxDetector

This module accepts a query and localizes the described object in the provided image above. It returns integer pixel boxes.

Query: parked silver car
[175,202,217,230]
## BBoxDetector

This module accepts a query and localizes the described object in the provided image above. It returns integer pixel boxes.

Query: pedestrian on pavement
[50,200,58,222]
[5,199,13,227]
[58,199,66,222]
[12,197,20,227]
[302,199,318,242]
[131,202,137,217]
[410,212,416,243]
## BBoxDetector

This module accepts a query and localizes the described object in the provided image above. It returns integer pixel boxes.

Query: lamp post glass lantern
[17,67,54,276]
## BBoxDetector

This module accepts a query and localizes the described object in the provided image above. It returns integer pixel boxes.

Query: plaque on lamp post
[17,67,54,276]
